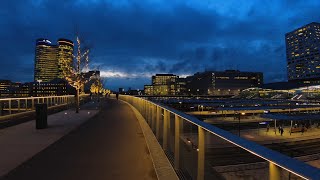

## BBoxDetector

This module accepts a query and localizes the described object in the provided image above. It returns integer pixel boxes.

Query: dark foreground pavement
[1,98,157,180]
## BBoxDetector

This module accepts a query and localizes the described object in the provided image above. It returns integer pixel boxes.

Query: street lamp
[238,112,245,136]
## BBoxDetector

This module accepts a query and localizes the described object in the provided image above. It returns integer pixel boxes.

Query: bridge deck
[1,99,157,180]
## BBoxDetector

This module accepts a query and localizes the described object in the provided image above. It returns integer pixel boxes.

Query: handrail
[0,95,75,101]
[122,95,320,180]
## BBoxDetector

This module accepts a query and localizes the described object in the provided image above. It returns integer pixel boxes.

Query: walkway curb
[121,100,179,180]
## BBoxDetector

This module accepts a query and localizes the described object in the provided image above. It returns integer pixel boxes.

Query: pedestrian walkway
[1,99,157,180]
[0,101,99,178]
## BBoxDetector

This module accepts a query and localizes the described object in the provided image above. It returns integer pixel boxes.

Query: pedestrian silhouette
[280,128,284,136]
[116,92,119,100]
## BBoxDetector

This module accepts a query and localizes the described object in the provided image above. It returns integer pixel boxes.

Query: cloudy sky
[1,0,320,90]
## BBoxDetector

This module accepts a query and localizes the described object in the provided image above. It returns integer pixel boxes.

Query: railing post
[25,99,28,111]
[17,100,20,112]
[32,98,34,110]
[197,127,205,180]
[142,99,145,117]
[163,110,169,150]
[144,100,147,118]
[269,162,281,180]
[156,106,161,139]
[46,97,49,106]
[151,104,155,129]
[37,98,40,104]
[174,114,181,169]
[0,101,2,116]
[146,101,150,123]
[8,99,12,115]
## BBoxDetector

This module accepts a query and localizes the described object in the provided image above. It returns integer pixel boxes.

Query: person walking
[280,127,284,136]
[116,92,119,100]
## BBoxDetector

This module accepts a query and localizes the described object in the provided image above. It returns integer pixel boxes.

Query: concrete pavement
[0,101,99,178]
[1,98,157,180]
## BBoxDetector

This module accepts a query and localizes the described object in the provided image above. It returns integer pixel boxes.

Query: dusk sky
[1,0,320,90]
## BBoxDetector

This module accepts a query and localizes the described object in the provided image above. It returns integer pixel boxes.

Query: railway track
[206,138,320,167]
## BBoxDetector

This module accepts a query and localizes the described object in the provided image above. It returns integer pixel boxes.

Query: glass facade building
[34,39,58,82]
[57,39,74,79]
[34,38,74,82]
[286,22,320,82]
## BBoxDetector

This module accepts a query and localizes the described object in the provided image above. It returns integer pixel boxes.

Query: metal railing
[119,95,320,180]
[0,95,89,118]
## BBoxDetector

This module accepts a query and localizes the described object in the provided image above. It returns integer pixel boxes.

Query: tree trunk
[76,88,80,113]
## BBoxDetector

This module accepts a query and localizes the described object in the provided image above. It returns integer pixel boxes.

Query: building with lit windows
[34,39,59,82]
[144,85,153,95]
[286,22,320,83]
[34,38,74,83]
[57,39,74,79]
[152,74,178,95]
[186,70,263,95]
[176,78,187,95]
[0,80,12,97]
[30,78,74,97]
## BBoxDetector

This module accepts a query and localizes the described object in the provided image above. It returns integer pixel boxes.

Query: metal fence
[0,95,89,118]
[119,95,320,180]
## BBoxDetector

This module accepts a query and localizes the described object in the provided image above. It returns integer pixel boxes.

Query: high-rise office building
[286,22,320,82]
[57,39,74,79]
[34,39,58,82]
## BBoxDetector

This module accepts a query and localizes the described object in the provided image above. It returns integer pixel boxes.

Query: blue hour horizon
[1,0,320,90]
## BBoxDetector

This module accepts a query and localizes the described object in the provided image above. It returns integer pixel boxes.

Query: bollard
[36,103,48,129]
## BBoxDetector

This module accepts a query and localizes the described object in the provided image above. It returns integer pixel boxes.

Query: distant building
[0,80,12,97]
[152,74,178,95]
[3,78,75,98]
[30,78,74,97]
[8,83,30,97]
[57,39,74,79]
[34,39,59,82]
[144,85,153,95]
[0,80,11,91]
[186,70,263,95]
[286,22,320,83]
[176,77,187,95]
[34,38,74,82]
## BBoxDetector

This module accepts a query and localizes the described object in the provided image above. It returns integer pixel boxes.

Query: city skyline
[1,0,320,90]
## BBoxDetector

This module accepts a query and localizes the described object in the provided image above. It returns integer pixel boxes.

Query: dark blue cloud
[0,0,320,90]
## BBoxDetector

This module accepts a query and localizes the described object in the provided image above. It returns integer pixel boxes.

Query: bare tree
[64,37,90,113]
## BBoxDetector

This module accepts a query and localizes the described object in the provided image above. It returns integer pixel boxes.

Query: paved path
[0,101,99,178]
[1,99,157,180]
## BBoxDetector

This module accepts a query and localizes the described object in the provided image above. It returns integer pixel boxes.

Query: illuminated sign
[39,39,51,44]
